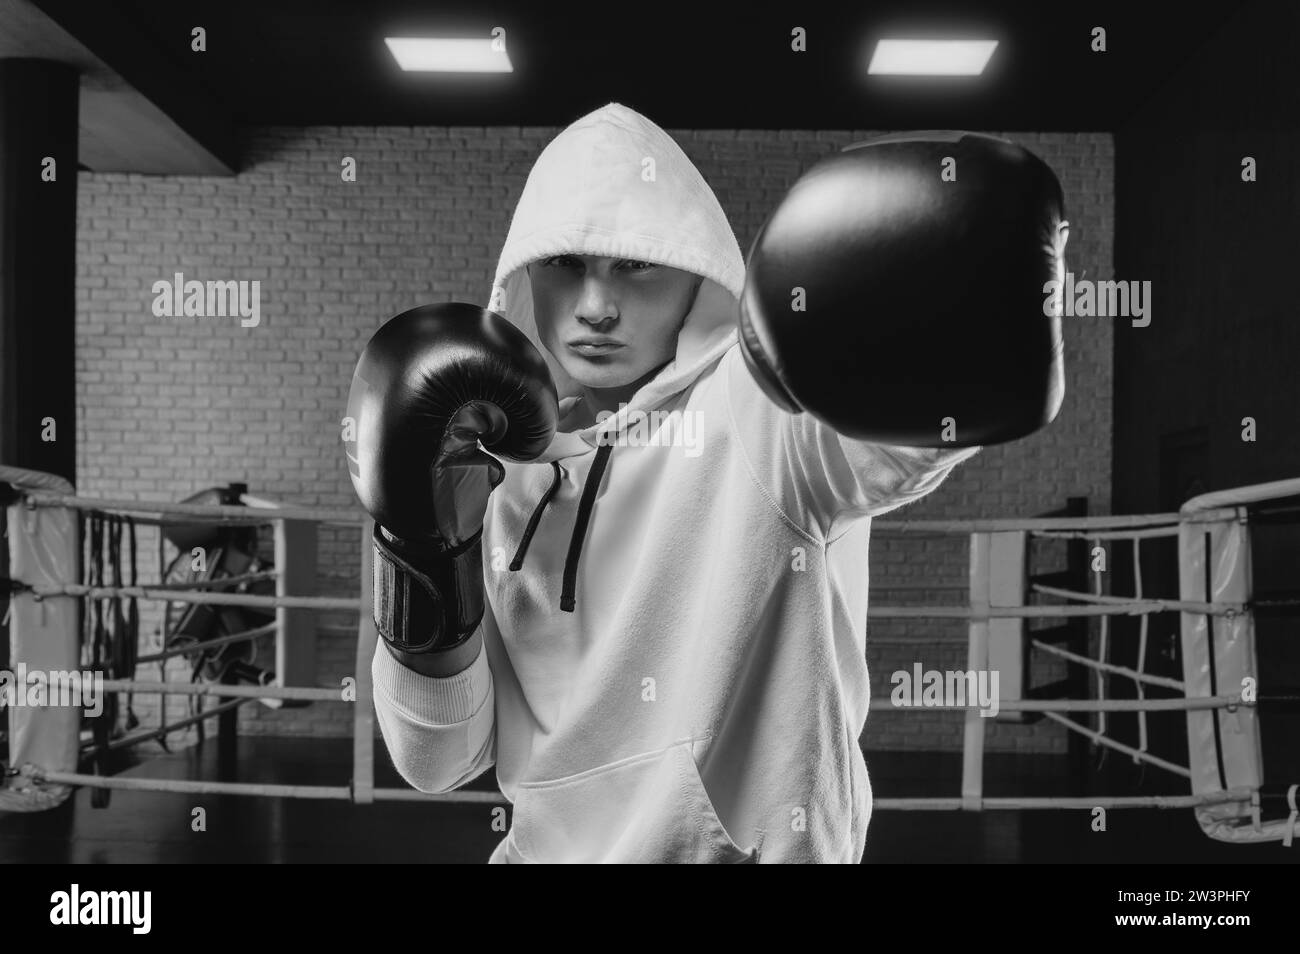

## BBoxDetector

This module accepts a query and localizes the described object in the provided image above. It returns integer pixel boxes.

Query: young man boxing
[345,103,1067,862]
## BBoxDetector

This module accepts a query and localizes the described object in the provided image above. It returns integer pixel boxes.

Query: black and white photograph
[0,0,1295,913]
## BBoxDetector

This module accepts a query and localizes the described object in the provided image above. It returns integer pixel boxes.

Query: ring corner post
[351,517,376,805]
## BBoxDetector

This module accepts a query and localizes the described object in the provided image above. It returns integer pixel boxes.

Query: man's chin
[558,358,642,391]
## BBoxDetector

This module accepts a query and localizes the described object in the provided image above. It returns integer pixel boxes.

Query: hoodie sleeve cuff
[371,637,493,726]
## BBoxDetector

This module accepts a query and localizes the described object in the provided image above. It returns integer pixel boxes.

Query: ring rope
[1030,638,1186,691]
[868,600,1224,619]
[20,491,362,526]
[80,697,251,757]
[872,510,1236,535]
[1040,710,1191,778]
[89,682,1245,713]
[873,792,1251,811]
[1029,526,1182,541]
[867,694,1244,713]
[1031,582,1242,616]
[134,621,278,665]
[18,768,1255,811]
[142,570,278,592]
[29,582,357,613]
[22,768,504,803]
[96,678,340,703]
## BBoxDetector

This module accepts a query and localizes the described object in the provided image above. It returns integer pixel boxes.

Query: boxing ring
[1,464,1296,845]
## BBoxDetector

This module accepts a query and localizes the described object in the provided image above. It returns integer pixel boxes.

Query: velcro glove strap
[372,525,484,657]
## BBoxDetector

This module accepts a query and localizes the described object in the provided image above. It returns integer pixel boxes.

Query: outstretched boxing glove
[345,303,558,676]
[739,131,1068,447]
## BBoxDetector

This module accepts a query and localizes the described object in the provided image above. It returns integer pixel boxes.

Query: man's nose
[577,312,618,330]
[576,280,618,327]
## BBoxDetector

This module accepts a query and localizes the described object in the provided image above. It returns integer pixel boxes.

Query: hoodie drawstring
[509,461,563,571]
[507,443,614,613]
[561,442,613,613]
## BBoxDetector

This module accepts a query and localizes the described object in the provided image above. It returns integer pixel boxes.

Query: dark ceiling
[29,0,1266,136]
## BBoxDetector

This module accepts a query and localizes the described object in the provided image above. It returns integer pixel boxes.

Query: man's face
[527,255,701,389]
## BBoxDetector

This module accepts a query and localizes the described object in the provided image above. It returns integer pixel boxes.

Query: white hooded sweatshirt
[371,103,979,863]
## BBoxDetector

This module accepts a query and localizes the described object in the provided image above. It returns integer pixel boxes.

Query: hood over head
[488,102,745,461]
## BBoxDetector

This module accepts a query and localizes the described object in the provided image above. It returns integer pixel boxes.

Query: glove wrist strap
[372,526,484,664]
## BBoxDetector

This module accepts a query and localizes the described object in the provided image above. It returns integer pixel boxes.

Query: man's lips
[567,339,625,356]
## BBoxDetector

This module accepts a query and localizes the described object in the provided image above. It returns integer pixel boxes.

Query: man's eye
[622,260,656,271]
[543,255,577,267]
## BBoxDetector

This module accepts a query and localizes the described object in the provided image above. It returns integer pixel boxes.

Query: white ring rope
[20,490,362,526]
[868,600,1222,619]
[1040,710,1192,779]
[19,767,1255,812]
[29,582,357,612]
[1030,638,1186,691]
[135,621,278,665]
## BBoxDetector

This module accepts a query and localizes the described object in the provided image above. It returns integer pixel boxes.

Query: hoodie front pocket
[507,736,759,863]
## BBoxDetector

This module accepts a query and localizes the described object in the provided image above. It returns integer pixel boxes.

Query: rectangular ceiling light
[867,39,998,75]
[384,37,514,72]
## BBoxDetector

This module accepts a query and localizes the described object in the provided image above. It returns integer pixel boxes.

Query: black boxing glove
[345,303,558,676]
[739,131,1067,447]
